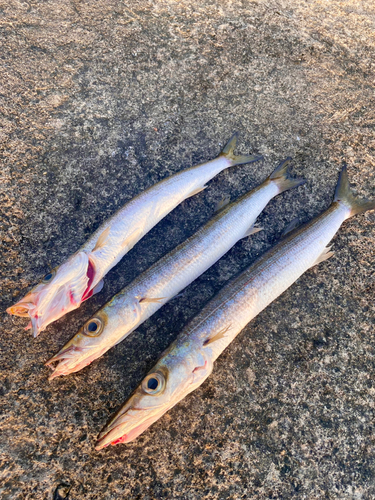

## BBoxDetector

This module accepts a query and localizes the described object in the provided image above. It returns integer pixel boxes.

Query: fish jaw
[7,252,95,337]
[6,300,37,318]
[46,299,141,379]
[45,320,110,380]
[46,344,109,380]
[95,405,171,450]
[95,382,180,451]
[7,290,63,338]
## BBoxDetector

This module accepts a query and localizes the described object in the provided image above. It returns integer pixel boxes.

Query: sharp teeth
[45,345,80,366]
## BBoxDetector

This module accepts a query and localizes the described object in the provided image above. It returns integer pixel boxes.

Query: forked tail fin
[221,133,263,166]
[268,157,305,194]
[334,165,375,218]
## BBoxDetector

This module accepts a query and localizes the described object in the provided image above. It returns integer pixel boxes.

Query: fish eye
[148,378,158,390]
[83,317,104,337]
[142,372,165,395]
[42,271,55,283]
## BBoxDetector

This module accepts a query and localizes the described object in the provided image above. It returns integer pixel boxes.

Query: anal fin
[310,246,334,268]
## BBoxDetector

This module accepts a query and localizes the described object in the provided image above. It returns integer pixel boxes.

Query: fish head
[46,296,142,379]
[45,309,111,378]
[7,252,92,337]
[45,294,141,380]
[95,346,213,449]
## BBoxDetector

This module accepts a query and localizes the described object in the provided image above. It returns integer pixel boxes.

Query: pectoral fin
[310,246,334,268]
[203,325,231,347]
[92,279,104,295]
[138,296,166,304]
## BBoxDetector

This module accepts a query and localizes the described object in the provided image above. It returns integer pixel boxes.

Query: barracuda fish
[7,135,262,338]
[95,166,374,449]
[46,159,304,379]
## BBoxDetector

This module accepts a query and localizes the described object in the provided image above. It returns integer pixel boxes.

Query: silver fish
[7,135,261,337]
[95,166,374,449]
[46,159,304,379]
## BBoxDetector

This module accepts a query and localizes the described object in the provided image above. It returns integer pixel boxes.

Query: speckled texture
[0,1,374,499]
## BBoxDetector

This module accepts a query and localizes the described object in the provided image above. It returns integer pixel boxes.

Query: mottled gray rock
[1,1,374,499]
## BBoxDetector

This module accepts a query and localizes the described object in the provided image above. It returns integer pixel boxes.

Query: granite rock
[0,1,374,499]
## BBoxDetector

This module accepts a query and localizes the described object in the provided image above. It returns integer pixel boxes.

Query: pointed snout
[6,301,34,318]
[95,421,144,450]
[7,298,42,337]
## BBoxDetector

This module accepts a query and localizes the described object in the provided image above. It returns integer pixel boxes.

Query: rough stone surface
[1,1,374,499]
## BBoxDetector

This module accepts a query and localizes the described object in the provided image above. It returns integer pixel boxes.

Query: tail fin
[269,158,305,194]
[334,165,375,218]
[221,133,263,166]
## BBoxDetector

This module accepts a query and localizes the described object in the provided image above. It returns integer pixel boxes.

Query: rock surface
[1,1,374,499]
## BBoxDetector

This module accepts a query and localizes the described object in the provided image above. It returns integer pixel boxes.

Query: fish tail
[221,133,263,166]
[269,157,305,194]
[334,165,375,218]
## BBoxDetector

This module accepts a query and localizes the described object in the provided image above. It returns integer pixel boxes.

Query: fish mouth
[95,395,175,451]
[95,411,162,450]
[7,297,43,337]
[7,252,95,337]
[95,423,148,450]
[45,345,84,380]
[8,289,72,338]
[6,302,34,318]
[46,345,108,380]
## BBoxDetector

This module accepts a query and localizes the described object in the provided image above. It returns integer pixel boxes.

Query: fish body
[7,135,261,337]
[96,167,374,449]
[47,159,304,378]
